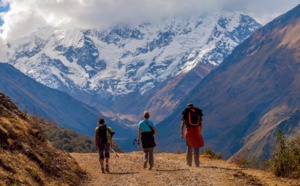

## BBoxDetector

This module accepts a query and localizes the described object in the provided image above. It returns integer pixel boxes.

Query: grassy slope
[30,115,123,153]
[0,92,86,186]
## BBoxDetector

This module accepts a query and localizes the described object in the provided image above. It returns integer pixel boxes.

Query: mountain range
[2,4,297,159]
[157,4,300,159]
[3,11,261,126]
[0,63,133,150]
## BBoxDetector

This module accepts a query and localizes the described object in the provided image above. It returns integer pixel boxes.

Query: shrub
[231,154,249,168]
[270,129,300,178]
[202,147,223,159]
[230,153,269,169]
[176,147,182,154]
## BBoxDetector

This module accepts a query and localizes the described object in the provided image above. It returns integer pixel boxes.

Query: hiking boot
[149,166,153,170]
[105,165,110,173]
[101,167,105,173]
[143,161,147,169]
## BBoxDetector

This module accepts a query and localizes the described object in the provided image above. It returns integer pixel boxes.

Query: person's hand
[180,133,184,139]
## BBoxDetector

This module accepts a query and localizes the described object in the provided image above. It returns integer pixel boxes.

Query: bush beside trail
[31,116,123,153]
[270,130,300,178]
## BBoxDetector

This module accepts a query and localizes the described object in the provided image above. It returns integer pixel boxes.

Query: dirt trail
[71,152,300,186]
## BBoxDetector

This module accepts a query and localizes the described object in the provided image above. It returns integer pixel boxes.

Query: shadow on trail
[155,168,189,172]
[201,165,245,171]
[107,172,139,175]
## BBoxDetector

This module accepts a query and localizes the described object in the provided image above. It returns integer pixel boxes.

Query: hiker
[180,103,204,167]
[137,111,157,170]
[94,117,115,173]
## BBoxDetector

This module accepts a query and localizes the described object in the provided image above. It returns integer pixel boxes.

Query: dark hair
[144,111,150,119]
[187,103,193,107]
[98,118,105,124]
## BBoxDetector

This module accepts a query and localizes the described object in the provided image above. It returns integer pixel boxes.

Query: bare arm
[199,120,203,133]
[180,120,185,139]
[153,127,157,135]
[110,138,113,148]
[94,130,99,150]
[137,128,142,144]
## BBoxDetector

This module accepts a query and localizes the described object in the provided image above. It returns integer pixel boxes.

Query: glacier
[5,11,261,102]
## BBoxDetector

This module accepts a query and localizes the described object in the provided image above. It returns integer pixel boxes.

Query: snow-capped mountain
[156,4,300,157]
[5,12,261,104]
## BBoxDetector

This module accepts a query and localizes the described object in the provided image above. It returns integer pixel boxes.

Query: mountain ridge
[5,12,261,107]
[156,4,300,158]
[0,63,133,150]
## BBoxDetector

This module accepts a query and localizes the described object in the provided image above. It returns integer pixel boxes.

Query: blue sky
[0,1,9,25]
[0,0,9,12]
[0,6,8,12]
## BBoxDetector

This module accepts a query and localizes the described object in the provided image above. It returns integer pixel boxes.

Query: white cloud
[0,37,8,61]
[221,0,300,25]
[0,0,299,41]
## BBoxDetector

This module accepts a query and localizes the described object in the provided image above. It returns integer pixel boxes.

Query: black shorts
[98,143,110,159]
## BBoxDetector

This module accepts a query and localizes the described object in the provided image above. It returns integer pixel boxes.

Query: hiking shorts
[98,143,110,160]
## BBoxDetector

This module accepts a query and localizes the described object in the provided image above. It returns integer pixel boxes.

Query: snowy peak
[6,12,261,99]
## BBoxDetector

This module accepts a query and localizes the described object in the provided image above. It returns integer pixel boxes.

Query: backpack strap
[188,108,200,126]
[144,120,155,134]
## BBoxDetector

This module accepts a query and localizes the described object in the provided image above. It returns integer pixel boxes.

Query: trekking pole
[133,139,142,150]
[154,134,160,153]
[110,147,119,158]
[133,139,138,148]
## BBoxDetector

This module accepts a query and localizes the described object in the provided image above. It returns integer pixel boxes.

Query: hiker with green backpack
[137,111,157,170]
[94,117,115,173]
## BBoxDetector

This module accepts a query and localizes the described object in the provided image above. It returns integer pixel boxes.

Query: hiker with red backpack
[94,117,115,173]
[180,103,204,167]
[137,111,157,170]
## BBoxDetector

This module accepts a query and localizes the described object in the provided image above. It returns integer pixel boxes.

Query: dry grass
[72,152,300,186]
[0,92,87,186]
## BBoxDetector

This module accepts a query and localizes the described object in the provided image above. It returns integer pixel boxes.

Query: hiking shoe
[105,165,110,173]
[101,167,105,173]
[143,161,147,169]
[149,167,153,170]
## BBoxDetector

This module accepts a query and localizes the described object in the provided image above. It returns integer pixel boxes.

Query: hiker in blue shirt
[137,111,157,170]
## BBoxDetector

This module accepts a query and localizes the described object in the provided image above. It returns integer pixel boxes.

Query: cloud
[0,0,218,40]
[0,37,8,61]
[0,0,299,41]
[221,0,300,25]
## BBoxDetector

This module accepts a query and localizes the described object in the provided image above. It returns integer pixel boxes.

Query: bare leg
[148,147,154,170]
[100,159,104,167]
[143,148,149,168]
[186,145,192,166]
[194,148,200,167]
[100,158,105,173]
